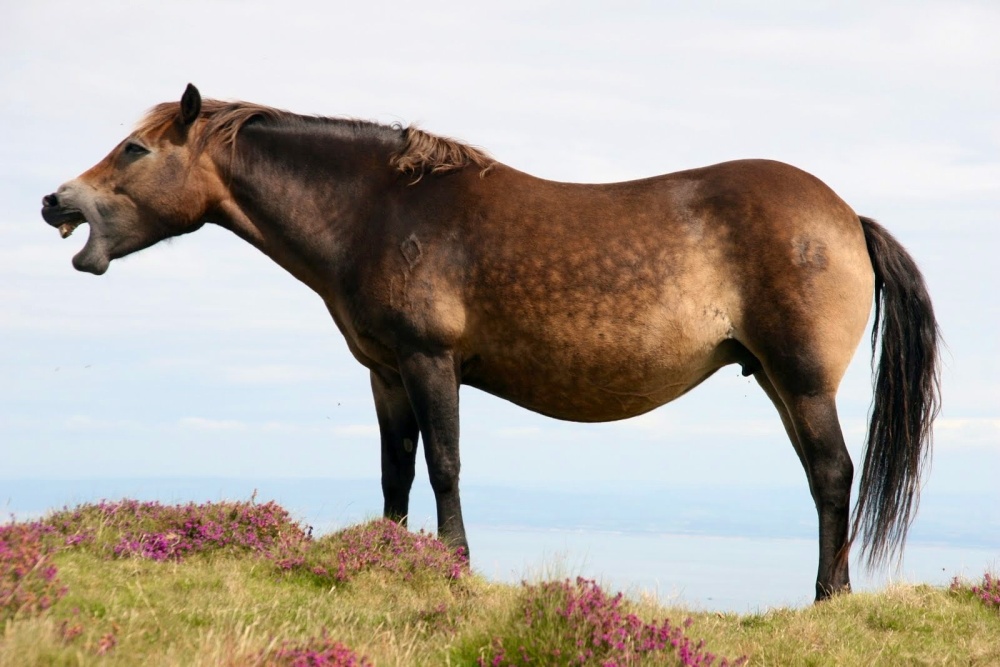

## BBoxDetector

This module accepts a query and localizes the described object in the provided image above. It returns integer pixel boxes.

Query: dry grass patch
[3,501,997,666]
[659,583,1000,666]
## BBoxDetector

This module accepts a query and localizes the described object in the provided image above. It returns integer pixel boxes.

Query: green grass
[2,501,998,666]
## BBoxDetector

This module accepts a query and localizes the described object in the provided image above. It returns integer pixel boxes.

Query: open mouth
[41,198,90,241]
[46,212,89,241]
[41,198,108,274]
[41,200,87,236]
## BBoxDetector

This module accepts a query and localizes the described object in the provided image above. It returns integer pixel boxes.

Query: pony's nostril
[43,193,59,208]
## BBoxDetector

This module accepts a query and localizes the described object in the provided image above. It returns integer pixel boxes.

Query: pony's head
[41,84,222,274]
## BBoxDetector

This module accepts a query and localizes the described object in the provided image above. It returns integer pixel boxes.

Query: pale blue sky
[1,0,998,533]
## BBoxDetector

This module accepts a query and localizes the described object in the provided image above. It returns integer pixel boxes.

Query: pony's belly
[462,294,735,422]
[463,348,720,423]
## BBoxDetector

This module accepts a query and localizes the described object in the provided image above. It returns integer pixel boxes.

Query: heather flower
[970,572,1000,610]
[278,519,467,586]
[59,618,85,644]
[96,631,118,656]
[414,602,461,635]
[477,577,746,666]
[261,632,372,666]
[0,521,67,621]
[45,498,309,562]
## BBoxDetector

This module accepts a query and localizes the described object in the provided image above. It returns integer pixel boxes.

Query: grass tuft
[951,572,1000,611]
[259,631,373,666]
[460,576,745,666]
[0,521,67,622]
[42,497,308,561]
[276,518,467,587]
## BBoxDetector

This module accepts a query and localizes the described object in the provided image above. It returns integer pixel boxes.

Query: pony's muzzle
[41,192,86,236]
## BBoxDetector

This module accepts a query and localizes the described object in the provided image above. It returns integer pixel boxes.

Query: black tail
[853,216,941,568]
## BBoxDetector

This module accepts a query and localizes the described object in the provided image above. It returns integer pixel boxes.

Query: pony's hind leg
[371,368,421,524]
[753,370,807,473]
[757,368,854,600]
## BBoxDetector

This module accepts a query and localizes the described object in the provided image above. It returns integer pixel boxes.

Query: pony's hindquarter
[745,212,940,599]
[713,177,875,599]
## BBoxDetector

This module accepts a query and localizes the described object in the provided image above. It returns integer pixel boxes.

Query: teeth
[59,222,81,239]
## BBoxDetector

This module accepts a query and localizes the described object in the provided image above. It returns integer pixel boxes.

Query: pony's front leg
[371,368,420,524]
[397,350,469,559]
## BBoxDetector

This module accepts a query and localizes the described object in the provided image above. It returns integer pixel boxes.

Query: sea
[3,477,996,613]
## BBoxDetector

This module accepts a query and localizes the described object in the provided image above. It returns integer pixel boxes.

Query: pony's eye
[123,142,149,156]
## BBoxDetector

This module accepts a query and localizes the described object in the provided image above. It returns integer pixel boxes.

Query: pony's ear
[179,83,201,126]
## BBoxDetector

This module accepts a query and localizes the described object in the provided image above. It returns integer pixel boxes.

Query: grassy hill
[2,498,998,666]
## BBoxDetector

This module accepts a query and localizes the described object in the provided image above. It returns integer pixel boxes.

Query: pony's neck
[208,122,399,296]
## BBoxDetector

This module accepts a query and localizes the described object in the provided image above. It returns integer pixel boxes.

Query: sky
[1,1,998,541]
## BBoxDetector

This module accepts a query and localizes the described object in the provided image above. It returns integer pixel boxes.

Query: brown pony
[42,85,940,601]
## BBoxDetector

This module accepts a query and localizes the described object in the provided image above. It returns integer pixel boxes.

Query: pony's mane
[135,99,494,177]
[392,125,494,178]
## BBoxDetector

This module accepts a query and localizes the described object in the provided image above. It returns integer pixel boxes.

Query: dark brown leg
[754,370,808,473]
[788,392,854,600]
[371,369,420,524]
[756,368,853,600]
[397,351,469,558]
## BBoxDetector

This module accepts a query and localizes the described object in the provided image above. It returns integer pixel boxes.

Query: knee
[382,448,417,482]
[381,474,414,498]
[428,463,459,496]
[815,454,854,504]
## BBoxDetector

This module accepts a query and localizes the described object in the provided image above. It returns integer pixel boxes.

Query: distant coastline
[3,477,997,549]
